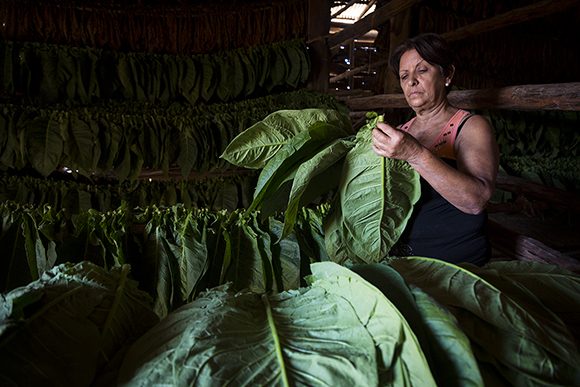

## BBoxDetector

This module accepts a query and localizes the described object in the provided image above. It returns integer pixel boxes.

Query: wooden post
[383,7,412,93]
[307,0,331,92]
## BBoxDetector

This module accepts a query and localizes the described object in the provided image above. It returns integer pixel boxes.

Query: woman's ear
[447,65,456,82]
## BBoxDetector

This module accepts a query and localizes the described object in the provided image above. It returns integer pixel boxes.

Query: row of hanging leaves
[0,38,310,105]
[486,110,580,190]
[0,90,345,179]
[0,171,257,214]
[0,201,329,317]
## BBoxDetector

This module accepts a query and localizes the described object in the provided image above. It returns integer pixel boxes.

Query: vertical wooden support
[307,0,331,92]
[383,8,412,93]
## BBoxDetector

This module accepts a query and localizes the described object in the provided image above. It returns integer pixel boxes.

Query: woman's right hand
[372,121,424,163]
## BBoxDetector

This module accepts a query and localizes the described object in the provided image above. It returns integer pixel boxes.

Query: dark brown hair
[389,33,455,79]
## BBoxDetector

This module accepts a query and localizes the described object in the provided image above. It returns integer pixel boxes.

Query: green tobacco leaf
[266,217,301,292]
[391,257,580,386]
[222,212,272,293]
[281,137,354,240]
[180,57,200,105]
[26,113,64,177]
[465,260,580,346]
[176,122,196,177]
[200,55,217,102]
[166,212,210,302]
[293,206,330,264]
[284,44,302,88]
[0,262,158,386]
[410,285,484,387]
[248,121,349,213]
[308,262,436,386]
[142,209,180,318]
[118,262,435,386]
[328,127,420,264]
[216,54,232,102]
[220,108,351,169]
[267,45,288,92]
[238,50,256,97]
[66,112,100,174]
[230,51,245,99]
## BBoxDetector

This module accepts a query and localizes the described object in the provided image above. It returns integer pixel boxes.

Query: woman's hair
[389,33,455,79]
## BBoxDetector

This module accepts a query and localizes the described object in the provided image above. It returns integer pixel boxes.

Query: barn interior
[0,0,579,385]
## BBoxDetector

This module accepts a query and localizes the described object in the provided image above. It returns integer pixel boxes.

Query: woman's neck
[414,101,456,126]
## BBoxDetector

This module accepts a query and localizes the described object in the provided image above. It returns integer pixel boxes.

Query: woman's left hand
[372,121,423,162]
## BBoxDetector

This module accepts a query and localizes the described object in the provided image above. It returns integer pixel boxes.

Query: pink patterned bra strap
[432,109,472,159]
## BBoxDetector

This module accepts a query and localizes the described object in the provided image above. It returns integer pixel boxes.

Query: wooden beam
[488,219,580,273]
[327,0,420,51]
[495,174,580,212]
[442,0,580,42]
[345,82,580,111]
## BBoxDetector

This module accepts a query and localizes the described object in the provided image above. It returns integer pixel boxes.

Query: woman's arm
[372,115,499,214]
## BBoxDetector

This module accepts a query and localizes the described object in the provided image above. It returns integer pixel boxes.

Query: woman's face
[398,49,447,111]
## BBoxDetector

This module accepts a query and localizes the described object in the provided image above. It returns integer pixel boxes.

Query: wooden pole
[344,82,580,111]
[307,0,331,92]
[384,7,412,93]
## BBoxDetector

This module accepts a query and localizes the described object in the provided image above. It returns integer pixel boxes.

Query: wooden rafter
[326,0,420,50]
[331,0,360,19]
[442,0,580,42]
[344,82,580,111]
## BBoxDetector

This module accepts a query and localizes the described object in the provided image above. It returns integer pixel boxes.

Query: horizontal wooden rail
[345,82,580,111]
[495,174,580,212]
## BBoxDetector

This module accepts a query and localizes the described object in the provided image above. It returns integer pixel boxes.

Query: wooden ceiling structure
[311,0,580,113]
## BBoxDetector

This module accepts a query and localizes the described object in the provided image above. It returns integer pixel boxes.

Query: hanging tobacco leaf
[325,117,421,264]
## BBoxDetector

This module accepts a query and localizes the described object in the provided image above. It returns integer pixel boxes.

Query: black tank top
[390,111,490,265]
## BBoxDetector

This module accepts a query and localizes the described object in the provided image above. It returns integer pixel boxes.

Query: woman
[372,33,499,265]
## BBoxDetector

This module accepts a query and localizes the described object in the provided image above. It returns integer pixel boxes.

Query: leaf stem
[261,294,289,387]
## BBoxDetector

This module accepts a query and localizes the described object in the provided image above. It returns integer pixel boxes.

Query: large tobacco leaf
[464,260,580,347]
[390,257,580,386]
[409,285,483,386]
[117,262,435,386]
[24,112,64,177]
[247,120,349,214]
[220,108,351,169]
[221,212,301,294]
[325,123,421,264]
[280,137,355,240]
[141,206,212,317]
[350,263,483,386]
[0,262,158,386]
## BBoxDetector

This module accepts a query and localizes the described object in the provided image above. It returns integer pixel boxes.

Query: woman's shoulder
[455,111,497,149]
[457,110,493,131]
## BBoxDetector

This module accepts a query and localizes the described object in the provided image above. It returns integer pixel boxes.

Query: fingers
[372,125,393,157]
[374,121,396,135]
